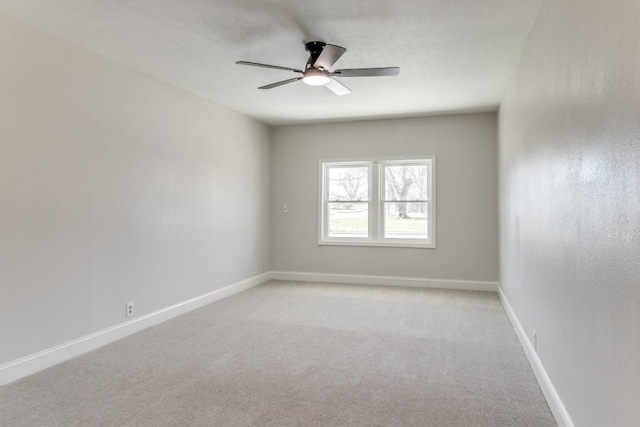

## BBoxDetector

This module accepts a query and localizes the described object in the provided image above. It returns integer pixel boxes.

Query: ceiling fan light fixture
[302,69,330,86]
[302,75,331,86]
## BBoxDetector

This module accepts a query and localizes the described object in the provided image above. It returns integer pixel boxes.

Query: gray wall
[271,113,498,281]
[0,14,271,365]
[499,0,640,425]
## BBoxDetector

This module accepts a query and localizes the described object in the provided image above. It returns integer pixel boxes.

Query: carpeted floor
[0,281,556,426]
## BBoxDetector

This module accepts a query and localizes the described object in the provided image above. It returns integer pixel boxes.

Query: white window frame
[318,156,436,248]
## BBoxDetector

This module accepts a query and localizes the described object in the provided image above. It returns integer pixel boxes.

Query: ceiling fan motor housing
[305,41,327,69]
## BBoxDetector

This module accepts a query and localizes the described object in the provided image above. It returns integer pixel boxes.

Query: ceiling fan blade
[324,78,351,96]
[258,77,302,90]
[313,44,346,70]
[332,67,400,77]
[237,61,303,74]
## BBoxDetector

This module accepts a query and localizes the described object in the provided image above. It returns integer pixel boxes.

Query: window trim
[318,156,436,249]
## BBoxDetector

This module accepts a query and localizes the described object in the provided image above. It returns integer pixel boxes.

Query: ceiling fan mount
[304,41,327,67]
[237,41,400,96]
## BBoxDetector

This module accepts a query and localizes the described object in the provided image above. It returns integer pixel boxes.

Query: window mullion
[379,163,385,240]
[368,163,374,240]
[369,162,378,240]
[323,165,330,239]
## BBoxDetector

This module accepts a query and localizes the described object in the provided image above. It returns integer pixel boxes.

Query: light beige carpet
[0,281,556,426]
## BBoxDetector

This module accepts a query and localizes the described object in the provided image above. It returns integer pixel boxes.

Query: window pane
[328,166,368,201]
[384,202,428,239]
[328,203,368,238]
[384,164,428,201]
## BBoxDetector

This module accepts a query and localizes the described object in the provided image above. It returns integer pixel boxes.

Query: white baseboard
[270,271,498,292]
[0,272,271,386]
[498,286,574,427]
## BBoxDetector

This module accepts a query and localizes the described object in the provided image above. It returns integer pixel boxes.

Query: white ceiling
[0,0,541,125]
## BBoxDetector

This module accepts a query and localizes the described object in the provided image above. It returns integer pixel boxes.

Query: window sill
[318,240,435,249]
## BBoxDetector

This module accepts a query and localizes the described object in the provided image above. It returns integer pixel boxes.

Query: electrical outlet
[533,330,537,352]
[253,265,258,274]
[126,302,134,318]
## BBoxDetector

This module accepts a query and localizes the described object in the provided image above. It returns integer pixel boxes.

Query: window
[319,157,435,248]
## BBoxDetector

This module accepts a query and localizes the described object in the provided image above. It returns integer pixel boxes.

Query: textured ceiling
[0,0,541,125]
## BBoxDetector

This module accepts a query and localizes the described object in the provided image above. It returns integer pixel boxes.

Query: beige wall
[271,113,498,281]
[0,14,271,365]
[499,0,640,425]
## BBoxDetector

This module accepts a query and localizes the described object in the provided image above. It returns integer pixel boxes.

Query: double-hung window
[319,157,435,248]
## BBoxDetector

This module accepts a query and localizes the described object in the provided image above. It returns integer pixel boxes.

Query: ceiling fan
[236,41,400,96]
